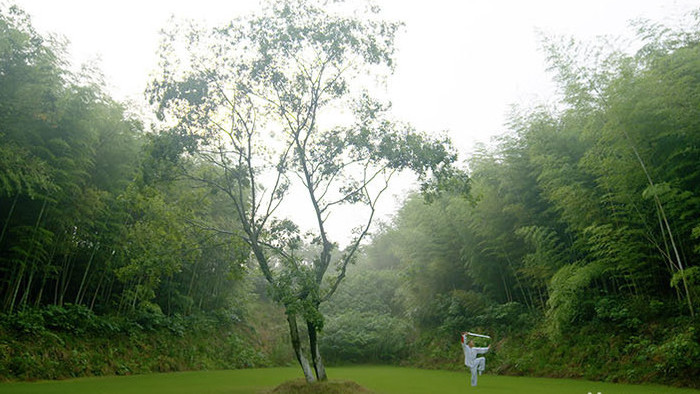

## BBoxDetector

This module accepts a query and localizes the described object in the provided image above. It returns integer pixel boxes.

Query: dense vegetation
[322,12,700,388]
[0,304,269,379]
[0,5,264,380]
[1,1,700,389]
[0,5,250,319]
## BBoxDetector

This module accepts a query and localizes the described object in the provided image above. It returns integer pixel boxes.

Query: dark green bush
[320,310,410,364]
[0,305,269,381]
[1,308,46,336]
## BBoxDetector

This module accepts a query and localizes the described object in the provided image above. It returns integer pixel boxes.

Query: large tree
[148,0,464,382]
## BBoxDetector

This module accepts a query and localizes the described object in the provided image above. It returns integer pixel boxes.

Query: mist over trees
[329,13,700,385]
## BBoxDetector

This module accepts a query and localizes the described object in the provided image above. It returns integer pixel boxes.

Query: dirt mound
[265,379,375,394]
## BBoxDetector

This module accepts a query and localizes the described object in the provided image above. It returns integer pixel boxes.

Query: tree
[148,0,464,382]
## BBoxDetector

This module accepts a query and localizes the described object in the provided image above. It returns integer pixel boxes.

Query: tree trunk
[503,252,532,310]
[76,242,98,305]
[35,244,57,307]
[621,129,694,317]
[8,198,47,313]
[89,268,106,311]
[103,276,115,312]
[0,192,19,246]
[498,266,513,303]
[18,263,36,309]
[653,194,694,316]
[287,313,316,383]
[54,252,68,305]
[35,269,48,307]
[58,255,75,307]
[307,320,327,381]
[7,264,25,313]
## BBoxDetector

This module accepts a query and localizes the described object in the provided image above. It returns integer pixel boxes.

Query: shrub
[320,310,410,364]
[0,305,269,381]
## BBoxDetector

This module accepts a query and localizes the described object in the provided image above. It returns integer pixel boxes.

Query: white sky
[12,0,698,151]
[9,0,699,244]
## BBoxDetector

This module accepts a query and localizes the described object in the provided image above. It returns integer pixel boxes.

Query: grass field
[2,366,699,394]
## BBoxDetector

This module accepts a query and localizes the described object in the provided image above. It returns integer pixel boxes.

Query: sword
[466,332,491,339]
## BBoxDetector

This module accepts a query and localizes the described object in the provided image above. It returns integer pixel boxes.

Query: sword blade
[466,332,491,338]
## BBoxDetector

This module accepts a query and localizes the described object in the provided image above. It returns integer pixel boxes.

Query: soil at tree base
[265,379,374,394]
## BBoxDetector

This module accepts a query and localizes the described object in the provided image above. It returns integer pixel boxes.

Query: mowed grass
[2,366,699,394]
[336,366,700,394]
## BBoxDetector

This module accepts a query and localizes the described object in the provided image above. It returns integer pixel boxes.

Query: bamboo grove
[0,7,250,318]
[371,13,700,327]
[362,17,700,330]
[328,13,700,383]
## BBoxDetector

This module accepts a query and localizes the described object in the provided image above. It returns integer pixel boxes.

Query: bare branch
[320,162,389,213]
[322,168,395,302]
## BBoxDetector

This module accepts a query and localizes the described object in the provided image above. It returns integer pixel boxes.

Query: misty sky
[12,0,698,151]
[9,0,700,243]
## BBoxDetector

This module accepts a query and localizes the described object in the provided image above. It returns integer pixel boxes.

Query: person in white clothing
[461,332,490,386]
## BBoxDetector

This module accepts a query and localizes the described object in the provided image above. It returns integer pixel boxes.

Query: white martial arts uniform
[461,336,489,386]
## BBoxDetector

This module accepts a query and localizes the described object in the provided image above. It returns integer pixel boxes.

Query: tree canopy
[147,0,466,382]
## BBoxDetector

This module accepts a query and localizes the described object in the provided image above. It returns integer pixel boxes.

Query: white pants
[468,357,486,386]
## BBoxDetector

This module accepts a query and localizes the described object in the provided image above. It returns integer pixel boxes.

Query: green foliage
[0,4,251,335]
[346,9,700,388]
[147,0,466,382]
[545,261,606,337]
[434,290,492,336]
[654,326,700,379]
[0,305,268,380]
[516,226,567,284]
[2,1,700,389]
[473,302,533,335]
[0,137,55,198]
[671,267,700,309]
[321,310,409,364]
[320,267,409,364]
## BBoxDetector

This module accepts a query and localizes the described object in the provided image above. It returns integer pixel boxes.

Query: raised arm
[474,345,490,355]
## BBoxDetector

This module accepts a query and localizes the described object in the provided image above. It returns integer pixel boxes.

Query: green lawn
[2,366,698,394]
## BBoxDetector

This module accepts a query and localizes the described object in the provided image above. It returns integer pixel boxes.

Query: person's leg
[470,366,478,386]
[475,357,486,375]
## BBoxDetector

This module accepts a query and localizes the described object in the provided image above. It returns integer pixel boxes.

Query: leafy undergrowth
[0,305,270,381]
[266,379,374,394]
